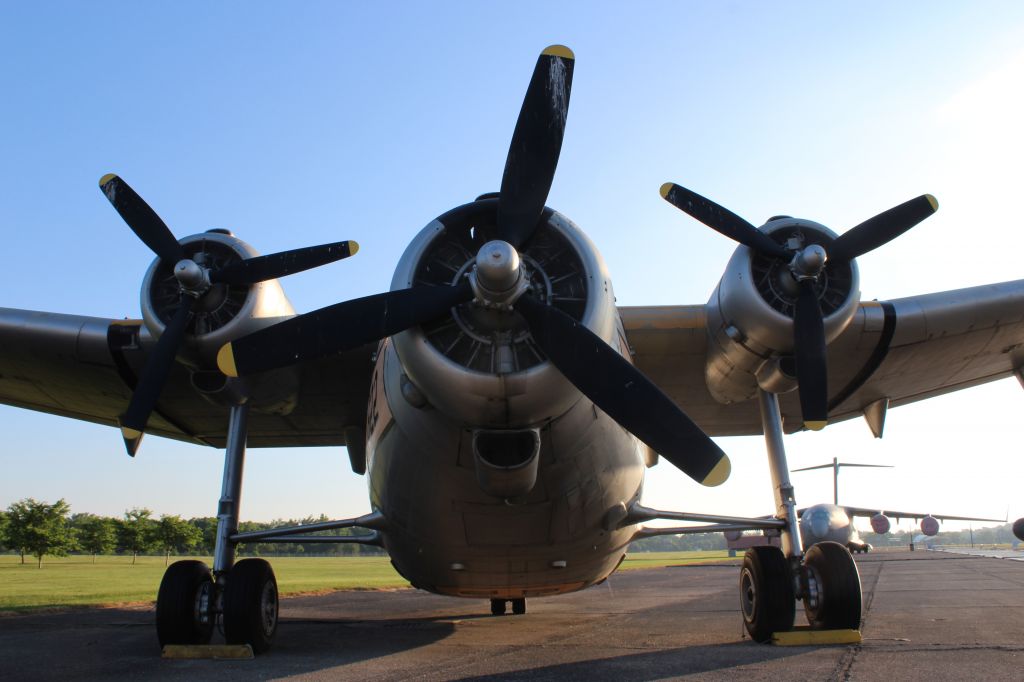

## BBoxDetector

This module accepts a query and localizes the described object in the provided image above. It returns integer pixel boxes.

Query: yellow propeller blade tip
[99,173,118,186]
[659,182,675,199]
[925,194,939,212]
[542,45,574,60]
[120,426,142,441]
[805,420,827,431]
[701,456,731,487]
[349,240,360,256]
[217,343,238,377]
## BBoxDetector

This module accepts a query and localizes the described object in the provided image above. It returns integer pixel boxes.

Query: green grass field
[0,551,734,612]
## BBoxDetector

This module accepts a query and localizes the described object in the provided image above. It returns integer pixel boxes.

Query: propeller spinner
[99,174,358,455]
[218,46,731,488]
[661,182,937,430]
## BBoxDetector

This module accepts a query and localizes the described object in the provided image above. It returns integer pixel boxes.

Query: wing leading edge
[2,278,1024,447]
[622,278,1024,436]
[0,307,373,449]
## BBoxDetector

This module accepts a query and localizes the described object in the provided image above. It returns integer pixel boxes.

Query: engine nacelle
[870,513,891,535]
[1013,518,1024,542]
[140,230,296,369]
[704,218,861,404]
[920,515,940,536]
[391,199,618,428]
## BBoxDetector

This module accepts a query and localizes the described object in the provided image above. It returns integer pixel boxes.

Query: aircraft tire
[511,598,526,615]
[739,546,795,643]
[490,599,506,615]
[223,558,279,654]
[802,541,862,630]
[156,560,214,647]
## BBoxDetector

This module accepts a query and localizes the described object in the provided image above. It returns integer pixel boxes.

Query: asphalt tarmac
[2,550,1022,681]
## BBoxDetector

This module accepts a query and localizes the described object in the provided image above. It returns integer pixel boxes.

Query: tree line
[0,498,382,568]
[4,498,1014,567]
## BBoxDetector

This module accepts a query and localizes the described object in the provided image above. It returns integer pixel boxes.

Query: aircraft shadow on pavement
[453,642,807,681]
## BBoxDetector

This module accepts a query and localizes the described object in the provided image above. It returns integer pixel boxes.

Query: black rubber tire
[156,560,214,647]
[223,559,279,654]
[739,546,795,643]
[490,599,506,616]
[803,541,862,630]
[511,598,526,615]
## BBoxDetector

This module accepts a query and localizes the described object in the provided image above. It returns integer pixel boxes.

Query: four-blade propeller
[99,173,358,455]
[217,46,731,487]
[661,182,938,429]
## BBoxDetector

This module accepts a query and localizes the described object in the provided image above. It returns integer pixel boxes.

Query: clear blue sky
[2,2,1023,533]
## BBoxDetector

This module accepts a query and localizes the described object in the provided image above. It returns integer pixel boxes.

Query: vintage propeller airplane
[2,45,1024,651]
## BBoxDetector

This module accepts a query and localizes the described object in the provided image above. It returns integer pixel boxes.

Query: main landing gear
[740,390,862,643]
[490,598,527,616]
[155,403,280,653]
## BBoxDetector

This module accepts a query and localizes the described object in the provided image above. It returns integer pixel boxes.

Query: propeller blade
[514,294,730,486]
[793,281,828,430]
[497,45,575,249]
[210,240,360,285]
[660,183,789,258]
[119,297,197,455]
[99,174,184,264]
[830,194,938,262]
[218,281,474,377]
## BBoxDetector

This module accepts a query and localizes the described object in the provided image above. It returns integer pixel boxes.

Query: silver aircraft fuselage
[800,503,869,552]
[365,338,646,599]
[360,207,648,600]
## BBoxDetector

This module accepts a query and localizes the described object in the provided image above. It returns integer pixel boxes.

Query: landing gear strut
[741,390,862,641]
[155,402,280,653]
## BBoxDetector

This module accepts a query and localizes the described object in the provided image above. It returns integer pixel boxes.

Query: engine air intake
[472,428,541,499]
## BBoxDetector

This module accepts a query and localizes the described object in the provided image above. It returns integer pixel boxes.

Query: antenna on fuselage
[792,457,893,505]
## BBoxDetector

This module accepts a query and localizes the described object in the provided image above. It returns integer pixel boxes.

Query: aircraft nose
[810,512,830,538]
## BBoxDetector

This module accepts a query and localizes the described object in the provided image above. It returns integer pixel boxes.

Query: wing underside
[0,308,372,448]
[622,279,1024,436]
[2,278,1023,448]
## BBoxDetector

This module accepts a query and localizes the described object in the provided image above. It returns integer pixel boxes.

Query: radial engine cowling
[704,218,861,405]
[140,230,296,369]
[390,199,617,428]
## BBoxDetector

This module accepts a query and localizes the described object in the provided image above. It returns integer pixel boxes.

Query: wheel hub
[259,580,278,637]
[739,567,757,621]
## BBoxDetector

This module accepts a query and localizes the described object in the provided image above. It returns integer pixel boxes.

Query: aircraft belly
[367,376,645,598]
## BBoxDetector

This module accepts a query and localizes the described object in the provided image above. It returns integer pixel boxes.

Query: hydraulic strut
[756,389,804,586]
[213,402,249,579]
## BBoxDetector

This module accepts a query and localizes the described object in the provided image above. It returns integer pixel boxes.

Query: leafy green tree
[5,501,32,563]
[0,510,9,551]
[154,515,202,565]
[189,517,218,555]
[73,514,117,562]
[6,498,75,567]
[118,508,155,565]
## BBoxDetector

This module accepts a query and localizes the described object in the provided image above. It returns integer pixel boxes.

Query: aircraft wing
[3,277,1024,448]
[622,279,1024,436]
[0,308,373,449]
[841,505,1005,524]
